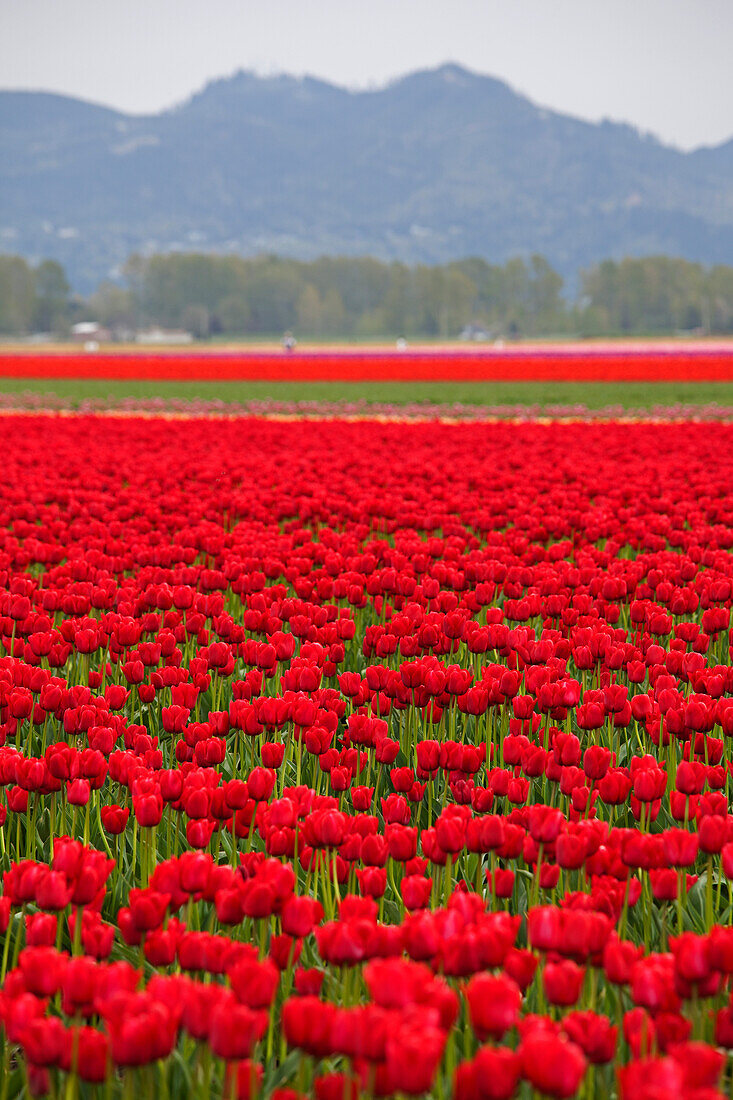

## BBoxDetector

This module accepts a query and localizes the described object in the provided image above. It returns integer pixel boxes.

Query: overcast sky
[2,0,732,150]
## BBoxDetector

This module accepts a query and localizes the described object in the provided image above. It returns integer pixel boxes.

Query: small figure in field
[282,331,297,352]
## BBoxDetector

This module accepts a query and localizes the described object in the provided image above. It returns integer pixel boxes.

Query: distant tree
[296,284,323,334]
[32,259,70,333]
[182,304,211,338]
[381,264,412,335]
[707,266,733,332]
[501,259,531,334]
[321,288,346,334]
[122,254,147,329]
[87,281,135,330]
[439,268,479,336]
[526,255,564,331]
[217,294,252,334]
[0,255,35,334]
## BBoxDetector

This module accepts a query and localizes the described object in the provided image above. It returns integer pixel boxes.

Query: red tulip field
[1,343,733,382]
[3,410,733,1099]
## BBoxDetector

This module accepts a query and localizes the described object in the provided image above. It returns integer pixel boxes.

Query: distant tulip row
[4,392,733,425]
[1,345,733,381]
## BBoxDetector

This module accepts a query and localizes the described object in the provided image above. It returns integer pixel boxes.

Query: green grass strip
[1,378,733,408]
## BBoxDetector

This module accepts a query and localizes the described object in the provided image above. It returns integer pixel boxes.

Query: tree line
[3,252,733,338]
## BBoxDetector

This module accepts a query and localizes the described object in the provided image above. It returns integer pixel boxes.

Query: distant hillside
[2,64,733,291]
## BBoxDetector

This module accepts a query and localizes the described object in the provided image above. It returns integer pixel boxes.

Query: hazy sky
[2,0,732,150]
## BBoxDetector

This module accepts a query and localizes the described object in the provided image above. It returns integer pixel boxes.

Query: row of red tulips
[1,414,733,1098]
[1,346,733,381]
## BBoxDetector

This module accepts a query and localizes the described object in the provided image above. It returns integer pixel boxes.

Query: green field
[1,377,732,408]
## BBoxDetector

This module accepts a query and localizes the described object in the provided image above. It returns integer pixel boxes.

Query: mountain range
[2,63,733,292]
